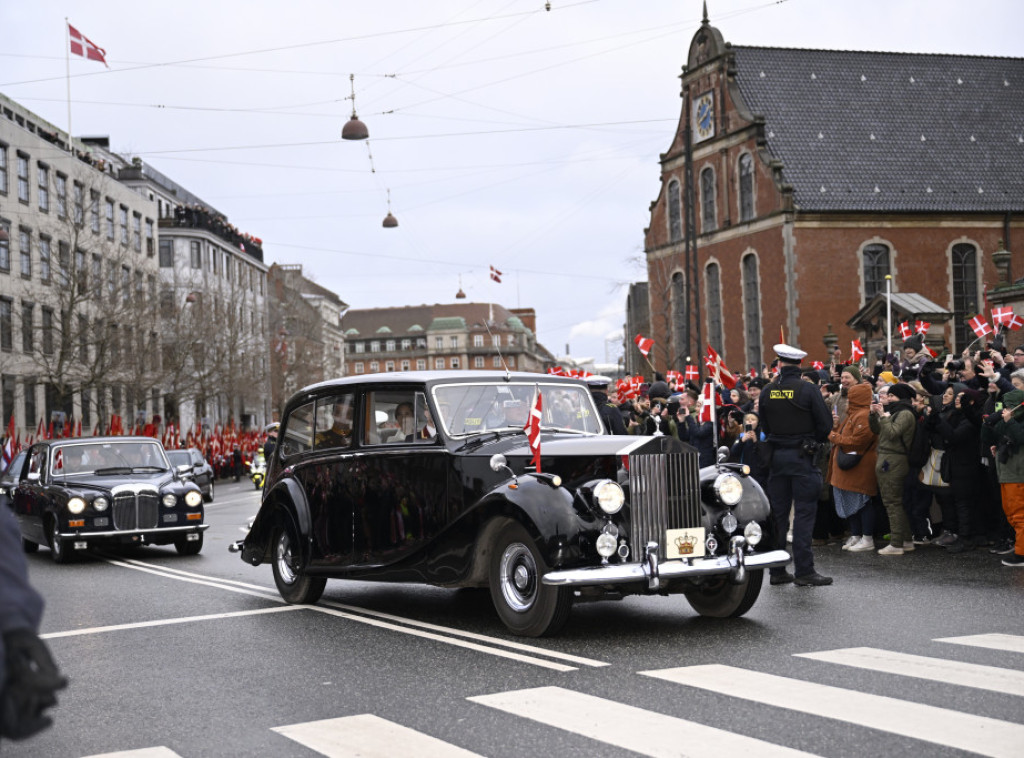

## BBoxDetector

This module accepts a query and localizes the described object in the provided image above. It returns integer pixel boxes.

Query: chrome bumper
[58,524,209,540]
[542,538,790,590]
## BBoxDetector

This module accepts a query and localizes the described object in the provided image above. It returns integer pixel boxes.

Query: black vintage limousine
[233,371,790,636]
[10,436,207,562]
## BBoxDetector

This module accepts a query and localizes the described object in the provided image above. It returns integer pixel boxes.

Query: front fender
[240,477,311,566]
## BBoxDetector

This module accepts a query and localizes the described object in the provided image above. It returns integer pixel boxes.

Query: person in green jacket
[869,383,917,555]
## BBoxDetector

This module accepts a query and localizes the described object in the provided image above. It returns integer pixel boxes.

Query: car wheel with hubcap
[174,531,204,556]
[272,525,326,604]
[488,520,572,637]
[47,518,71,564]
[684,569,763,618]
[204,480,214,503]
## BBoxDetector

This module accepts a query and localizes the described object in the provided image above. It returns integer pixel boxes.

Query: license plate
[186,532,199,541]
[665,527,705,559]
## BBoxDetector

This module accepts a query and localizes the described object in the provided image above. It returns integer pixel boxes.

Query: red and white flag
[68,23,108,67]
[915,320,931,335]
[634,334,654,357]
[921,343,936,359]
[1008,314,1024,331]
[1,415,15,468]
[811,360,825,370]
[524,391,542,472]
[697,381,720,423]
[992,306,1014,327]
[897,321,912,339]
[969,315,993,338]
[684,364,700,382]
[850,339,865,362]
[489,265,502,283]
[705,345,737,389]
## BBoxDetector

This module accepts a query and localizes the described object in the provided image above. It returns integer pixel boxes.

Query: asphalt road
[6,480,1024,758]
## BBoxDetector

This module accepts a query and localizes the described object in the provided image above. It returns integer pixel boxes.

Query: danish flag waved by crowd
[705,344,737,388]
[68,23,108,67]
[634,334,654,357]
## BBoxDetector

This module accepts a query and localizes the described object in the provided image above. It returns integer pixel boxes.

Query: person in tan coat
[828,383,879,551]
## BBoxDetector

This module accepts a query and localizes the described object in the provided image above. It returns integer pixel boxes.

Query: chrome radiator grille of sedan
[628,451,701,559]
[111,491,160,530]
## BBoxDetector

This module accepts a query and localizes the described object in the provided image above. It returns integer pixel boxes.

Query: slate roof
[730,46,1024,213]
[340,303,523,339]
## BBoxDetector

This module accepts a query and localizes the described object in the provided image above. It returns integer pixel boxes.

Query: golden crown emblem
[674,534,697,555]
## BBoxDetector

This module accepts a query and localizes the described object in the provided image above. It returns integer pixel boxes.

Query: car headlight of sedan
[67,497,86,514]
[713,473,743,506]
[184,490,203,508]
[162,493,178,507]
[592,480,625,515]
[744,521,763,546]
[93,496,109,512]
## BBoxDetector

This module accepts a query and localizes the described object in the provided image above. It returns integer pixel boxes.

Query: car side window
[280,402,315,458]
[27,447,46,479]
[365,391,420,445]
[314,394,355,449]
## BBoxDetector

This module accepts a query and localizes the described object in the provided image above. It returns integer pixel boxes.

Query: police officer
[0,506,67,741]
[586,376,628,435]
[759,343,834,586]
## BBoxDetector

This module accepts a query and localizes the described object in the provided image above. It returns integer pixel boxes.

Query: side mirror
[176,464,192,475]
[717,446,730,464]
[489,453,517,484]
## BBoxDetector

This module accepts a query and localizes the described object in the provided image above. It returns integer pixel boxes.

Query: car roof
[39,436,165,447]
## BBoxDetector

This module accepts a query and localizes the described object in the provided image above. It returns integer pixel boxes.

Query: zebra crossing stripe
[640,664,1024,758]
[82,749,183,758]
[796,647,1024,696]
[936,633,1024,655]
[272,714,483,758]
[468,686,821,757]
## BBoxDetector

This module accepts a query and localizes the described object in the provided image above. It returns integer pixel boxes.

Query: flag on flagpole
[897,321,912,339]
[811,360,825,370]
[1008,314,1024,331]
[850,339,865,362]
[525,390,542,472]
[705,345,737,389]
[68,23,109,67]
[634,334,654,357]
[969,315,993,338]
[992,306,1014,326]
[921,342,936,359]
[698,380,719,423]
[914,320,931,335]
[684,365,700,382]
[489,265,502,283]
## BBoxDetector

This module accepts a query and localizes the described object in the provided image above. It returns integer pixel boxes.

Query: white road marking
[41,606,304,640]
[468,686,821,757]
[936,633,1024,655]
[640,664,1024,758]
[273,714,483,758]
[82,748,183,758]
[796,647,1024,695]
[104,557,282,601]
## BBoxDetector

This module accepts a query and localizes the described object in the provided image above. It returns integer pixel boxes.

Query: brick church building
[643,9,1024,372]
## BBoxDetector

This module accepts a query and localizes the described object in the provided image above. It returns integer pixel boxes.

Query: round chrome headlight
[162,493,178,507]
[594,480,625,515]
[184,490,203,508]
[744,521,763,546]
[714,474,744,506]
[721,512,739,534]
[595,532,617,558]
[67,497,86,514]
[93,496,109,512]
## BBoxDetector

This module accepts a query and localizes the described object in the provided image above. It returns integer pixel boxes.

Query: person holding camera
[729,411,769,489]
[759,344,834,587]
[980,389,1024,566]
[675,390,715,467]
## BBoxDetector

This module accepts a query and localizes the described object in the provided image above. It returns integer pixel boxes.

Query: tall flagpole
[65,18,73,153]
[885,274,893,357]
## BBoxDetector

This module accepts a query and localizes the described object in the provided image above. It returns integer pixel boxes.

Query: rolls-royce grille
[111,492,160,530]
[628,451,701,559]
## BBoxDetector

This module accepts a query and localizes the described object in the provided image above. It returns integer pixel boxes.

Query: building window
[862,243,890,301]
[474,356,484,368]
[19,229,30,279]
[401,359,410,371]
[37,164,49,212]
[507,356,514,368]
[354,362,364,374]
[90,255,101,296]
[451,358,460,369]
[706,262,723,353]
[450,336,458,348]
[121,265,131,303]
[668,179,682,242]
[73,182,84,225]
[473,334,484,347]
[671,271,686,364]
[57,242,69,286]
[41,308,53,355]
[952,243,979,352]
[493,356,502,367]
[0,298,12,352]
[385,339,395,351]
[21,302,33,353]
[145,219,154,255]
[39,237,50,284]
[105,199,115,239]
[0,229,9,272]
[739,153,754,222]
[700,167,716,232]
[370,340,380,352]
[435,337,444,349]
[435,358,444,369]
[385,360,395,372]
[190,240,201,269]
[132,213,142,252]
[158,239,173,267]
[119,206,128,245]
[369,361,379,372]
[354,342,365,353]
[0,143,7,194]
[23,379,35,429]
[417,359,426,370]
[507,334,515,346]
[17,155,29,203]
[74,250,87,293]
[401,338,410,350]
[56,174,67,219]
[742,254,761,371]
[90,191,100,233]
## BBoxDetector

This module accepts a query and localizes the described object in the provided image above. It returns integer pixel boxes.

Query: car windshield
[166,451,191,467]
[432,381,603,437]
[50,441,170,476]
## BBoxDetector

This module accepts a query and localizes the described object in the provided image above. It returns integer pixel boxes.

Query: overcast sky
[1,1,1020,367]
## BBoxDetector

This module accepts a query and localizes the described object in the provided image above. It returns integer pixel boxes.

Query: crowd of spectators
[171,204,263,256]
[601,333,1024,567]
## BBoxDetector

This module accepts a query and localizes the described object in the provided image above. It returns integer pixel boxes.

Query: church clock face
[693,91,715,143]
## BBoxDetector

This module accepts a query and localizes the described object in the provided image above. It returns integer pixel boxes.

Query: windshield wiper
[132,466,165,472]
[93,467,133,475]
[456,427,524,451]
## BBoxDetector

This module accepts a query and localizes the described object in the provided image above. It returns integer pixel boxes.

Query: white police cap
[773,343,807,361]
[585,375,612,388]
